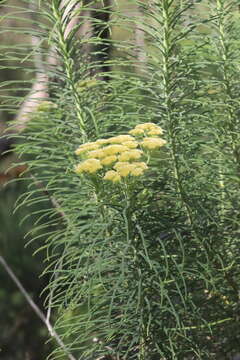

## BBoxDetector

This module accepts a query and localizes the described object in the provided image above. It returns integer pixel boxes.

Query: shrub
[1,0,240,358]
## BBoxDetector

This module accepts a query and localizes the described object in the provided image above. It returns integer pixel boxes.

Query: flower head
[129,123,164,137]
[87,149,105,159]
[141,137,166,150]
[109,135,135,143]
[114,161,148,177]
[124,141,138,149]
[75,158,102,174]
[101,155,117,166]
[135,123,157,130]
[118,149,142,162]
[130,162,148,176]
[129,128,144,136]
[114,162,135,177]
[75,142,99,155]
[147,128,164,136]
[103,170,121,182]
[103,144,128,156]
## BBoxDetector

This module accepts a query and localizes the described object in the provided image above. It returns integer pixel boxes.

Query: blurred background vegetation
[0,1,48,358]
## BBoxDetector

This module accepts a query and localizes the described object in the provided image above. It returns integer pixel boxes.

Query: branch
[0,255,77,360]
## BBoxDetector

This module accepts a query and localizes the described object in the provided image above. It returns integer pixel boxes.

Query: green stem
[52,1,86,138]
[122,184,147,359]
[161,0,194,227]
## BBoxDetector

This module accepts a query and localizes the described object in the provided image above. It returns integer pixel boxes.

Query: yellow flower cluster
[103,170,121,182]
[118,149,142,161]
[129,123,166,150]
[129,122,164,137]
[75,159,102,174]
[113,161,148,177]
[74,123,166,182]
[141,137,167,150]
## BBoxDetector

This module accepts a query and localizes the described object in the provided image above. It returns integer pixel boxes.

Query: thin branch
[0,255,77,360]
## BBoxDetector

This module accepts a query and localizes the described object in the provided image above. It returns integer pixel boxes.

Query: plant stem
[161,0,194,226]
[52,0,86,137]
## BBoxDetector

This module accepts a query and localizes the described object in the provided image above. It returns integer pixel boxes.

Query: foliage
[1,0,240,359]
